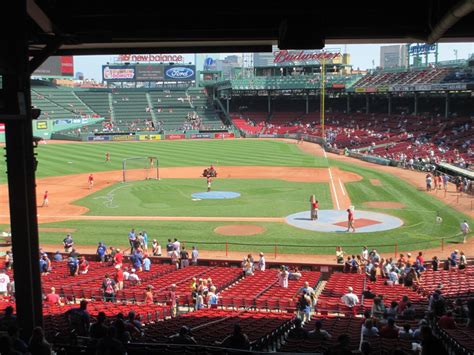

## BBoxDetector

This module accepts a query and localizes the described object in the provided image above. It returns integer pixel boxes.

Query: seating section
[142,309,293,347]
[280,316,363,353]
[317,273,365,315]
[233,111,473,165]
[364,276,427,307]
[29,84,226,133]
[414,266,474,299]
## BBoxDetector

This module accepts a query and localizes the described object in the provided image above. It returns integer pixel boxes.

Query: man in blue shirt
[450,250,459,267]
[142,231,149,252]
[97,242,107,262]
[143,255,151,272]
[53,251,63,262]
[128,228,136,251]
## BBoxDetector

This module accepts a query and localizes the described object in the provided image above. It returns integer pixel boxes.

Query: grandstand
[30,83,226,135]
[2,255,473,353]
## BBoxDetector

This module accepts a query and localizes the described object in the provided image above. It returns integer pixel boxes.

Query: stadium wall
[81,130,240,142]
[0,117,104,142]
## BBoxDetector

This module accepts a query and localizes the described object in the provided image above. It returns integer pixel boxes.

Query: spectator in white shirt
[258,252,266,271]
[341,286,359,315]
[172,238,181,253]
[0,269,10,297]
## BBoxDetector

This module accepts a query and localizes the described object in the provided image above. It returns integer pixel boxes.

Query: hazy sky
[75,43,474,81]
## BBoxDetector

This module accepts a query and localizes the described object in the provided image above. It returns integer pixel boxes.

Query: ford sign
[165,67,194,80]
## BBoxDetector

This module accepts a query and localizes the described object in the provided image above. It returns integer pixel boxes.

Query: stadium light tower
[320,56,326,141]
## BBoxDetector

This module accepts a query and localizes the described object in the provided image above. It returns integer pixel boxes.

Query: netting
[122,157,159,182]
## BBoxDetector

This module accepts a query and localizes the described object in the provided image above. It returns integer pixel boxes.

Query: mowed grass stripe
[0,140,327,183]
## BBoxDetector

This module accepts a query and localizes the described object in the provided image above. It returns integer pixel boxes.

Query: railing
[180,235,463,261]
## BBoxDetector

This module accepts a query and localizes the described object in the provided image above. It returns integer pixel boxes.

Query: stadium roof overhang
[27,0,474,61]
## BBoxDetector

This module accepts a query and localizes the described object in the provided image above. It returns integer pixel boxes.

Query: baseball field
[0,139,472,257]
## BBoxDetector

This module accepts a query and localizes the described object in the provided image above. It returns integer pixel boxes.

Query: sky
[74,43,474,81]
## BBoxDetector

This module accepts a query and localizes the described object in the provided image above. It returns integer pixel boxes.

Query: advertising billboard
[164,65,196,81]
[139,134,161,141]
[102,65,136,81]
[33,56,74,77]
[136,65,164,81]
[165,134,186,140]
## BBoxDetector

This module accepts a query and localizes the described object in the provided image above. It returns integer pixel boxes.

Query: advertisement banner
[60,56,74,76]
[258,134,276,138]
[33,56,73,77]
[139,134,161,141]
[36,121,48,130]
[102,65,136,81]
[0,124,5,133]
[136,65,164,81]
[116,54,185,63]
[88,136,110,141]
[164,65,195,81]
[355,88,366,93]
[112,135,136,141]
[215,132,235,139]
[190,133,212,139]
[165,134,186,140]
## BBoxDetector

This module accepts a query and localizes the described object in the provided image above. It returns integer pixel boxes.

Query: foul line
[338,178,346,196]
[328,168,340,210]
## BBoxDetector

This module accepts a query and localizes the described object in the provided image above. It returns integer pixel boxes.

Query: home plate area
[285,209,403,233]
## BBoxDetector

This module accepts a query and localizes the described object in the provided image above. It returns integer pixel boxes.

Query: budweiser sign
[273,50,341,64]
[116,54,185,63]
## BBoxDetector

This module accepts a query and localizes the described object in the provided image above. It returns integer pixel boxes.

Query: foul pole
[320,57,326,141]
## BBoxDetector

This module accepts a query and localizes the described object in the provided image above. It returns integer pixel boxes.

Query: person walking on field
[461,220,471,244]
[309,195,318,221]
[88,174,94,189]
[207,176,212,192]
[346,208,356,232]
[41,190,49,207]
[105,152,110,163]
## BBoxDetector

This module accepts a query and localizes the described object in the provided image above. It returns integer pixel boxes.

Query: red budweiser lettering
[273,50,341,64]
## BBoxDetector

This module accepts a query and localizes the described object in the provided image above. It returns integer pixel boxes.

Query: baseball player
[461,220,471,244]
[88,174,94,189]
[105,152,110,163]
[207,176,212,192]
[346,208,356,232]
[41,190,49,207]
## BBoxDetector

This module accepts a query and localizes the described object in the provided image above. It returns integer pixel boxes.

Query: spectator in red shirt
[114,265,124,291]
[438,311,457,329]
[379,318,399,338]
[416,251,424,266]
[44,287,62,305]
[397,295,410,314]
[78,256,89,275]
[114,248,123,267]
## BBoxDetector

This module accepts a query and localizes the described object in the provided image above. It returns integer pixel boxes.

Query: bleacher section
[1,253,474,353]
[30,84,226,134]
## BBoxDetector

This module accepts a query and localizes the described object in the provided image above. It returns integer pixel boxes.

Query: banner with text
[139,134,162,141]
[165,134,186,140]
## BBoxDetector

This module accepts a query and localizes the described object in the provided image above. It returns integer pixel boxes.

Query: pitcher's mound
[214,225,266,236]
[364,201,405,209]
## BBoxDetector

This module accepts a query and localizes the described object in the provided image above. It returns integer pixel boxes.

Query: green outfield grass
[0,139,472,254]
[78,179,332,217]
[0,139,327,184]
